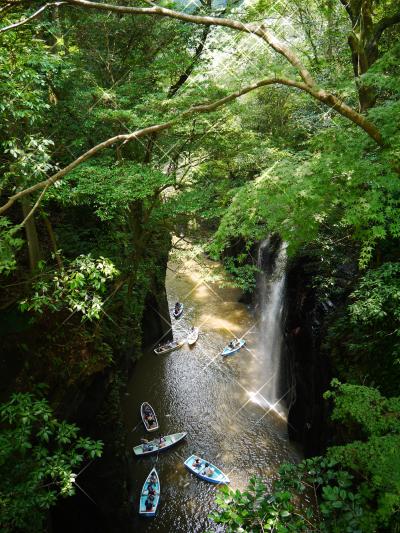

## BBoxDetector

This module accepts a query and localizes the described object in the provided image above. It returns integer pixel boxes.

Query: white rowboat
[187,327,199,346]
[140,402,159,432]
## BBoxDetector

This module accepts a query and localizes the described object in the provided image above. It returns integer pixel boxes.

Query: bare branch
[168,25,210,98]
[339,0,355,25]
[0,2,65,33]
[19,185,50,227]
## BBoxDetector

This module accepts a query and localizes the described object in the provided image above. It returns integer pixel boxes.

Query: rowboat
[221,338,246,356]
[139,467,160,517]
[173,303,184,319]
[140,402,159,432]
[154,340,184,355]
[133,432,187,456]
[187,327,199,346]
[184,454,230,484]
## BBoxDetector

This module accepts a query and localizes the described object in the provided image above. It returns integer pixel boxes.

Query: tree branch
[375,10,400,41]
[0,2,65,33]
[339,0,356,25]
[0,76,307,216]
[64,0,382,143]
[1,71,385,217]
[66,0,317,86]
[168,25,210,98]
[0,0,384,145]
[19,185,50,227]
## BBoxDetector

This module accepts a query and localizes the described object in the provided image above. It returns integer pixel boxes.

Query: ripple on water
[124,263,300,532]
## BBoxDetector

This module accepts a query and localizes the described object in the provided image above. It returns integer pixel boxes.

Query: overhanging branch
[0,0,384,146]
[0,76,307,216]
[67,0,382,144]
[0,2,65,33]
[375,10,400,40]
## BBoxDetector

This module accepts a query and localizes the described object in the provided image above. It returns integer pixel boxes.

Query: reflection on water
[124,255,299,532]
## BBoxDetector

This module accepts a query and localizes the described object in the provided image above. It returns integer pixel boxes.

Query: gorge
[1,1,400,531]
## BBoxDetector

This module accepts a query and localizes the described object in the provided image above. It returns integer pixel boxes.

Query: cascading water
[255,237,288,416]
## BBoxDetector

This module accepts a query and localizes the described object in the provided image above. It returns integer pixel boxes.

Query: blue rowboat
[173,303,184,319]
[221,338,246,356]
[184,454,230,484]
[139,467,160,517]
[133,432,187,456]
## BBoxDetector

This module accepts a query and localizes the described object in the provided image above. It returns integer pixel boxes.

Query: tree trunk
[21,196,42,270]
[41,211,62,269]
[344,0,381,112]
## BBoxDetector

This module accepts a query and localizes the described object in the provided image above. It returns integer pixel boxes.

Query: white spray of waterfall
[253,238,287,416]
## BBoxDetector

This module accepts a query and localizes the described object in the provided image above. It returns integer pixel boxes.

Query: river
[124,249,300,532]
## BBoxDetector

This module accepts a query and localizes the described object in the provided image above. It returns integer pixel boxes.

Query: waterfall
[255,237,287,415]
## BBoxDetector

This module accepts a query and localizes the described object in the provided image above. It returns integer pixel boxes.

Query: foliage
[222,256,260,292]
[0,217,24,275]
[0,392,103,532]
[210,476,309,532]
[0,1,400,530]
[209,118,400,269]
[20,254,119,320]
[349,262,400,337]
[210,457,367,532]
[325,263,400,395]
[325,381,400,531]
[211,381,400,532]
[56,159,172,221]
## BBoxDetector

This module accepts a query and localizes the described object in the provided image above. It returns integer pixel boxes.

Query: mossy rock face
[51,369,133,533]
[285,254,336,457]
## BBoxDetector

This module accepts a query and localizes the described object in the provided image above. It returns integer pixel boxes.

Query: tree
[0,392,103,532]
[340,0,400,111]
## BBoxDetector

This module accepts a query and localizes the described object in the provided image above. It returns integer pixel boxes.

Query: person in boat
[174,302,181,313]
[145,498,153,512]
[230,338,240,348]
[203,463,215,477]
[149,472,157,485]
[192,457,202,469]
[146,414,155,426]
[158,434,166,447]
[148,485,156,497]
[161,340,172,351]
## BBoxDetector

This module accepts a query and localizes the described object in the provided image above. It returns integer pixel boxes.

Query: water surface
[124,255,299,532]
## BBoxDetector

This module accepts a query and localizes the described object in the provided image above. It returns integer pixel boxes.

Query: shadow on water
[123,258,300,532]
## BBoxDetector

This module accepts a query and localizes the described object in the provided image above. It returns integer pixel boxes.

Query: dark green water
[124,259,299,532]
